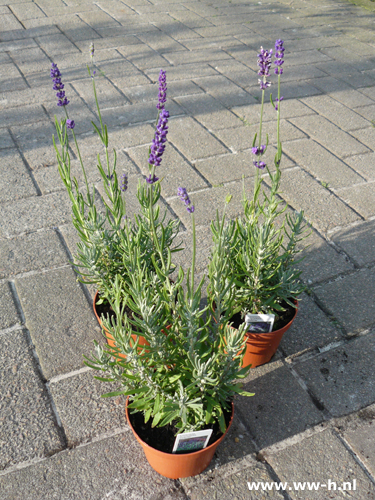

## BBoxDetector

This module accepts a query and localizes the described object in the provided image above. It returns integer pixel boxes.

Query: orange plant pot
[93,291,150,359]
[125,397,234,479]
[239,301,298,368]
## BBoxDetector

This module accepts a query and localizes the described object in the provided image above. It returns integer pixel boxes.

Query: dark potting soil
[128,404,233,454]
[95,294,139,330]
[230,300,297,333]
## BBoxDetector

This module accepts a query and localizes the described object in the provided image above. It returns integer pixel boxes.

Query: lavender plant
[85,189,253,434]
[209,40,308,321]
[51,51,181,306]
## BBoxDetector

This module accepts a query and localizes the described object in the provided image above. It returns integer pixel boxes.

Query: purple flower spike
[146,174,159,184]
[253,161,266,170]
[50,63,69,107]
[178,187,195,213]
[120,173,128,192]
[257,46,272,90]
[274,97,284,111]
[274,39,285,75]
[66,119,75,129]
[157,70,167,110]
[148,109,169,168]
[252,145,266,156]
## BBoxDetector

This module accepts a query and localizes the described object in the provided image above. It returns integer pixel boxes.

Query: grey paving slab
[9,47,52,76]
[11,122,58,170]
[71,78,129,111]
[167,116,228,161]
[0,229,68,279]
[283,138,365,189]
[278,167,360,233]
[49,370,127,447]
[0,282,20,329]
[265,429,375,499]
[193,151,257,185]
[175,94,243,131]
[0,38,38,52]
[122,80,203,105]
[0,129,14,149]
[9,2,46,20]
[280,294,343,357]
[45,96,99,135]
[15,266,102,379]
[138,30,187,53]
[237,360,323,449]
[0,25,59,41]
[0,433,186,500]
[316,60,375,89]
[0,13,23,32]
[146,63,219,82]
[0,63,28,92]
[194,75,257,108]
[0,329,63,471]
[295,332,375,416]
[117,43,172,70]
[350,127,375,151]
[331,220,375,267]
[344,418,375,478]
[0,150,38,202]
[78,10,122,29]
[1,105,47,129]
[313,269,375,334]
[335,182,375,219]
[167,10,214,28]
[232,98,315,124]
[0,191,72,238]
[35,34,81,57]
[298,228,354,284]
[127,143,209,197]
[290,115,371,158]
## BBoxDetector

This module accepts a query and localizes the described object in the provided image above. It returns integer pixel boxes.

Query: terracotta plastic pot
[93,291,149,359]
[238,301,298,368]
[125,397,234,479]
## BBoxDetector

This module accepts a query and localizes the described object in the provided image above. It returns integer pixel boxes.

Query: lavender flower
[146,174,159,184]
[274,97,284,111]
[106,173,114,180]
[253,161,266,170]
[274,39,285,75]
[148,109,169,168]
[66,119,75,129]
[252,145,266,156]
[257,47,272,90]
[177,187,195,213]
[89,42,95,59]
[157,69,167,110]
[50,63,69,107]
[120,173,128,192]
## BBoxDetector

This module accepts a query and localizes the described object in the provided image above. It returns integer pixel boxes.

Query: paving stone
[193,151,257,185]
[194,75,256,107]
[265,429,374,499]
[35,34,80,57]
[1,105,46,128]
[283,139,365,189]
[96,23,159,38]
[127,143,208,197]
[175,94,242,131]
[232,98,315,124]
[0,25,59,41]
[316,60,375,88]
[9,2,46,21]
[11,122,57,170]
[0,13,23,32]
[344,419,375,477]
[280,293,343,357]
[335,181,375,219]
[279,167,360,233]
[138,30,187,53]
[146,63,219,82]
[78,10,121,29]
[8,47,52,76]
[49,370,127,447]
[167,116,228,161]
[59,21,102,43]
[290,115,370,158]
[301,95,370,131]
[0,63,28,92]
[167,10,213,28]
[71,78,129,111]
[0,282,20,329]
[295,332,375,417]
[331,220,375,266]
[298,228,354,284]
[237,360,323,449]
[185,459,284,499]
[0,150,38,201]
[313,268,375,334]
[310,77,370,103]
[193,24,253,38]
[182,36,246,51]
[117,43,172,70]
[45,95,99,135]
[350,127,375,151]
[0,37,38,52]
[0,191,72,238]
[0,229,68,279]
[15,266,102,379]
[0,432,186,500]
[0,329,63,470]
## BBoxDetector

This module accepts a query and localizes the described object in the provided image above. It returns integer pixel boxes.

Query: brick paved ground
[1,0,375,498]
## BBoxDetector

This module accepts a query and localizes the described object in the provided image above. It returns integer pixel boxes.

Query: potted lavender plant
[50,50,181,352]
[84,190,254,479]
[208,40,309,368]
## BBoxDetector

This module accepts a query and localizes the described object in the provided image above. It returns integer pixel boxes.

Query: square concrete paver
[237,360,323,449]
[313,268,375,334]
[15,266,102,379]
[294,332,375,417]
[331,220,375,267]
[344,415,375,478]
[0,329,63,471]
[0,282,21,329]
[49,369,127,447]
[265,429,374,499]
